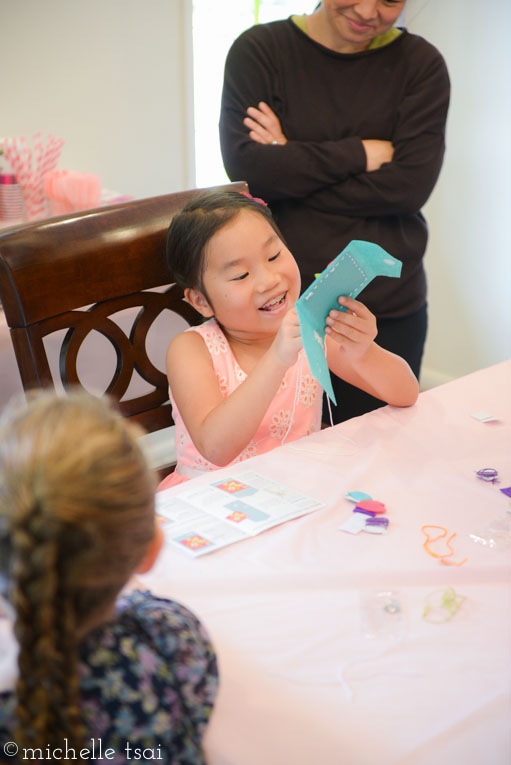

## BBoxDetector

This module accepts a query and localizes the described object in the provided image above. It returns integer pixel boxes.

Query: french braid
[10,492,80,751]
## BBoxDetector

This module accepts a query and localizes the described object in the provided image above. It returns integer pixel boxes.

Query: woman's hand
[362,139,394,172]
[325,296,377,362]
[271,307,303,367]
[243,101,288,145]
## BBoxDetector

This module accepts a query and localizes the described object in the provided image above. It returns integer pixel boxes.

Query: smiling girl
[159,191,418,488]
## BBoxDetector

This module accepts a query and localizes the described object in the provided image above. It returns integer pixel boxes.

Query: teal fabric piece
[295,240,402,404]
[346,490,373,503]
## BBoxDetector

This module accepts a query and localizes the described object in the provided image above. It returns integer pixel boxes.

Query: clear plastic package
[360,590,406,639]
[469,515,511,551]
[422,587,465,624]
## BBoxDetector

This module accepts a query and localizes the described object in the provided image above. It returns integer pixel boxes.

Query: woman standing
[220,0,450,421]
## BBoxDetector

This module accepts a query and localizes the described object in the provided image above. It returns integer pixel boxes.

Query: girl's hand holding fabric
[325,296,377,361]
[271,307,303,367]
[244,101,288,145]
[325,296,419,407]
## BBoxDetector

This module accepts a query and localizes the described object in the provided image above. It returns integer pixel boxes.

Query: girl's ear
[136,523,164,574]
[184,288,214,318]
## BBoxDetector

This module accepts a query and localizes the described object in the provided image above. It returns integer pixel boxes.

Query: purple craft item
[500,486,511,498]
[354,507,377,517]
[476,468,499,483]
[365,517,389,528]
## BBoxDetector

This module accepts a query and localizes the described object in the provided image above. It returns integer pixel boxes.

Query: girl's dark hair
[0,391,156,756]
[166,190,285,291]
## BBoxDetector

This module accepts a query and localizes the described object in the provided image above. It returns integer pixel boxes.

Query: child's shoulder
[117,589,204,634]
[166,318,224,362]
[166,321,206,356]
[83,589,214,664]
[115,589,216,666]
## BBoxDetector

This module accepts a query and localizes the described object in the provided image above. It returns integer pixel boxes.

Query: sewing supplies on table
[421,525,468,567]
[476,467,499,483]
[422,587,466,624]
[339,492,389,535]
[470,411,500,423]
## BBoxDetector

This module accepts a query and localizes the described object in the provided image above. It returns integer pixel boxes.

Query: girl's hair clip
[240,191,268,207]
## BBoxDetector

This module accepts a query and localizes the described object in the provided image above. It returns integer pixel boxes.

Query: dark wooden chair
[0,181,248,476]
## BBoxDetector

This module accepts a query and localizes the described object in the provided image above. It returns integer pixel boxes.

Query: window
[192,0,315,187]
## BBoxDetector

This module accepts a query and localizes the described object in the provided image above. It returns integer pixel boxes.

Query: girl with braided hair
[0,391,217,763]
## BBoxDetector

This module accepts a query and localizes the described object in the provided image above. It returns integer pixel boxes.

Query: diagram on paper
[156,471,324,557]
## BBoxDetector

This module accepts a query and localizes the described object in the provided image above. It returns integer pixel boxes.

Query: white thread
[326,394,334,427]
[323,336,334,428]
[336,638,423,702]
[340,252,367,298]
[287,436,358,457]
[281,349,304,446]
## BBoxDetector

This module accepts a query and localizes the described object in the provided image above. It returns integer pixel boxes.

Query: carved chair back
[0,182,248,474]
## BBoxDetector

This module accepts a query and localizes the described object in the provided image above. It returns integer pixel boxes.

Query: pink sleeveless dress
[158,318,322,489]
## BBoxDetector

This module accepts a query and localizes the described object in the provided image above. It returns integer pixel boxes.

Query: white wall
[2,0,193,198]
[406,0,511,385]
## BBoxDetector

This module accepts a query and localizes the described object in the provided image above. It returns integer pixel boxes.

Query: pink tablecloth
[142,361,511,765]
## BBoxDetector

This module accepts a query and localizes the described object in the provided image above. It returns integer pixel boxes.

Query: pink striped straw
[4,133,65,220]
[28,133,45,218]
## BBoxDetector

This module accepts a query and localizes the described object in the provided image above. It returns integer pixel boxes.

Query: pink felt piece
[355,499,386,514]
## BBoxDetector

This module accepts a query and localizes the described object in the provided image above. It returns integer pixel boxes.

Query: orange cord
[421,525,468,567]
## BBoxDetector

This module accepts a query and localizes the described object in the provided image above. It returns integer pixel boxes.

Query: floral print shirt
[0,590,218,764]
[166,318,323,484]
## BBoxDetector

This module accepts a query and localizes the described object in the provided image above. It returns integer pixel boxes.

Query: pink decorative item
[44,169,101,215]
[3,134,65,220]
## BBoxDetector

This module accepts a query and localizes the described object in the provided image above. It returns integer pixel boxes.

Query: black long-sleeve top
[220,20,450,318]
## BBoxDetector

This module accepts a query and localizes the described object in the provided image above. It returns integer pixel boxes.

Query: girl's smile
[259,291,287,312]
